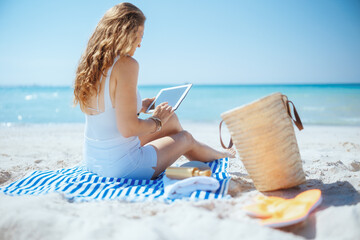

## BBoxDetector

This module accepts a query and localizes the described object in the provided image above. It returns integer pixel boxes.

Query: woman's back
[84,56,142,141]
[83,57,148,178]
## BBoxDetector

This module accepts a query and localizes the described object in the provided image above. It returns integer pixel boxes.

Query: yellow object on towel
[165,167,211,180]
[243,189,322,228]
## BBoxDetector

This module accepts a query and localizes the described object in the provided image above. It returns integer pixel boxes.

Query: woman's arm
[140,97,155,114]
[114,57,173,138]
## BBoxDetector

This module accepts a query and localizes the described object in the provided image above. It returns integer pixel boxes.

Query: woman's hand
[140,97,155,113]
[152,102,174,125]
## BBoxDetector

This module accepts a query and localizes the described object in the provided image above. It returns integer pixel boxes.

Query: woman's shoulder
[114,56,139,72]
[112,56,139,87]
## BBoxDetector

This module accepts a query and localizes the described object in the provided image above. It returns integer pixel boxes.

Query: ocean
[1,84,359,126]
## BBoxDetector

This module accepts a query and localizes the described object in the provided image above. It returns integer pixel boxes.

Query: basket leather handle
[282,95,304,131]
[219,120,233,149]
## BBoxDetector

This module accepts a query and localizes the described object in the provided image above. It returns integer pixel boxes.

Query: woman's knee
[178,130,194,146]
[164,113,183,135]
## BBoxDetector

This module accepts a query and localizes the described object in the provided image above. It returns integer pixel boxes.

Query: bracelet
[149,116,162,133]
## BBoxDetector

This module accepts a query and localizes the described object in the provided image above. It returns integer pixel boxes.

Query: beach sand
[0,123,359,240]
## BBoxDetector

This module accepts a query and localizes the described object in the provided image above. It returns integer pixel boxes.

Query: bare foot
[221,148,236,159]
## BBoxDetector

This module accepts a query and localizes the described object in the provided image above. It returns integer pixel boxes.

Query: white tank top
[83,56,142,163]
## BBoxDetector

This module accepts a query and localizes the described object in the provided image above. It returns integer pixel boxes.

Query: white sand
[0,123,359,240]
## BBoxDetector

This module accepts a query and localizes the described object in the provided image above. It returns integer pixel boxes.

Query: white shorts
[84,138,158,180]
[122,145,158,180]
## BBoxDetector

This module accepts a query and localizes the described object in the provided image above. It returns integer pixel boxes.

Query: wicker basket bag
[220,92,306,191]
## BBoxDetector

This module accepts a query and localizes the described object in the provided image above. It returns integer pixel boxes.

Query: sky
[0,0,359,86]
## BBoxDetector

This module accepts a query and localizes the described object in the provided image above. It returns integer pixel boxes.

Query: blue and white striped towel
[0,158,231,203]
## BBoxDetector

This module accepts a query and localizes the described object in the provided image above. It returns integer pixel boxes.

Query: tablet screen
[146,84,192,113]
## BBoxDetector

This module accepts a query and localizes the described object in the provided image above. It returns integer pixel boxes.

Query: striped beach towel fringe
[0,158,231,203]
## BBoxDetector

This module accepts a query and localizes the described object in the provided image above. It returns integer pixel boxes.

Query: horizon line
[1,82,360,88]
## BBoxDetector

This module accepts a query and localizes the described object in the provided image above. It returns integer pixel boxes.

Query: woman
[73,2,234,180]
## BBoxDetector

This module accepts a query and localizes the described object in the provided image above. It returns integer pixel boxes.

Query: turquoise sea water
[0,84,359,126]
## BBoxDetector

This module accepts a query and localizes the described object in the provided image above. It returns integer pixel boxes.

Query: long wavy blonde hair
[73,2,145,110]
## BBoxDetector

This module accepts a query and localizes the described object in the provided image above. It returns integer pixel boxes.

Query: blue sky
[0,0,359,86]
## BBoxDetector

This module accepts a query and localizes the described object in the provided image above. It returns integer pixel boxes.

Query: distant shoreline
[1,84,359,126]
[0,83,360,88]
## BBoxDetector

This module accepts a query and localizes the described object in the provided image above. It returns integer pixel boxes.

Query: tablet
[145,84,192,113]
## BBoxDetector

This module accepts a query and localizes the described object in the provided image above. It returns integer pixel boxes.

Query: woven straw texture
[221,92,306,191]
